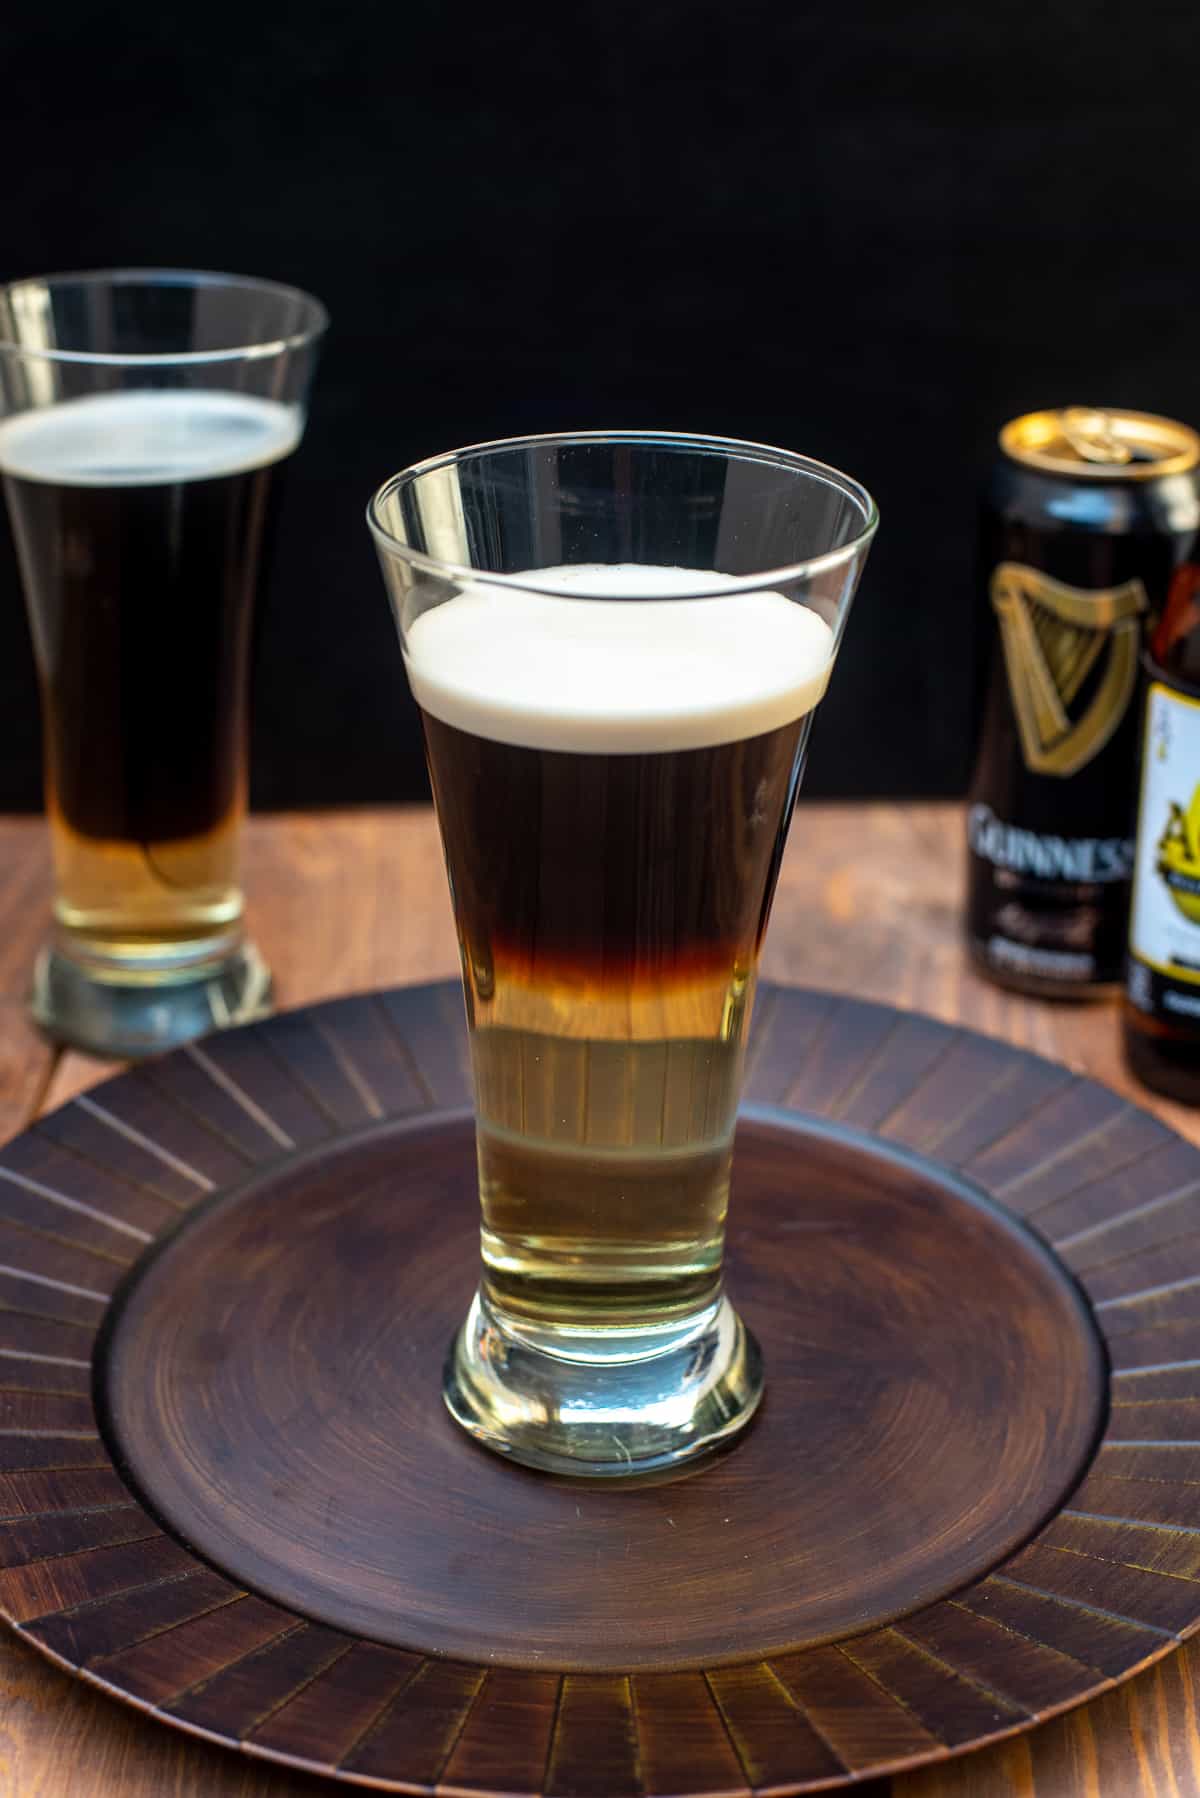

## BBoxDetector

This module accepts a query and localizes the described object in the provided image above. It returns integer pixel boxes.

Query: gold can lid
[1000,407,1200,479]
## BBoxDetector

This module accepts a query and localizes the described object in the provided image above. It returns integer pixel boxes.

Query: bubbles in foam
[404,563,835,753]
[0,389,301,487]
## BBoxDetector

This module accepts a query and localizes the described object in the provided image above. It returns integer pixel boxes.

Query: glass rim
[367,429,879,597]
[0,267,330,367]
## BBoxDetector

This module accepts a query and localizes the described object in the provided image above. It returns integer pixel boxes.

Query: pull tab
[1060,407,1133,465]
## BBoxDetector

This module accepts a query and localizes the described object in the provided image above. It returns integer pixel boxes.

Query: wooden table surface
[1,800,1199,1797]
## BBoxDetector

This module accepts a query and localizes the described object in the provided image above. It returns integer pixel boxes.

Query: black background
[1,0,1197,810]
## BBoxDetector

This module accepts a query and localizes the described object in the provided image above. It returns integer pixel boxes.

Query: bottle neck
[1144,646,1200,702]
[1151,560,1200,691]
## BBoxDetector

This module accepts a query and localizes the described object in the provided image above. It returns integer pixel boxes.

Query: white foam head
[404,563,835,753]
[0,389,301,486]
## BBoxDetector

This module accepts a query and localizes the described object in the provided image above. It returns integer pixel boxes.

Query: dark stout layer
[422,710,809,1000]
[2,396,292,847]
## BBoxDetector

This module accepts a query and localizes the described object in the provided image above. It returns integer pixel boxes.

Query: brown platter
[0,980,1196,1794]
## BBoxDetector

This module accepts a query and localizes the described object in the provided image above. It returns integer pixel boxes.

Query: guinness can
[967,407,1200,996]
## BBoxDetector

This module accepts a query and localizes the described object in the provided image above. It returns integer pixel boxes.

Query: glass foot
[30,941,274,1059]
[443,1287,764,1477]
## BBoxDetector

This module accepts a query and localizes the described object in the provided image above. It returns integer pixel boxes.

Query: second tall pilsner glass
[0,269,326,1058]
[370,432,877,1476]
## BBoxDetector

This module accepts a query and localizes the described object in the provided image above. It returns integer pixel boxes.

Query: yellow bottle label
[1128,681,1200,999]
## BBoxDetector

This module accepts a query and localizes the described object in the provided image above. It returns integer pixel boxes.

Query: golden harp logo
[1157,786,1200,925]
[991,563,1147,778]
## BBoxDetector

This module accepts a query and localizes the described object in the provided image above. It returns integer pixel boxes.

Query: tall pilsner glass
[0,270,326,1057]
[370,433,877,1476]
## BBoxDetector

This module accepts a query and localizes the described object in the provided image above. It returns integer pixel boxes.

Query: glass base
[30,940,274,1059]
[443,1286,764,1477]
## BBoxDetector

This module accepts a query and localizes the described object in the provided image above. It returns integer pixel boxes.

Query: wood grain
[0,821,56,1138]
[0,801,1197,1795]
